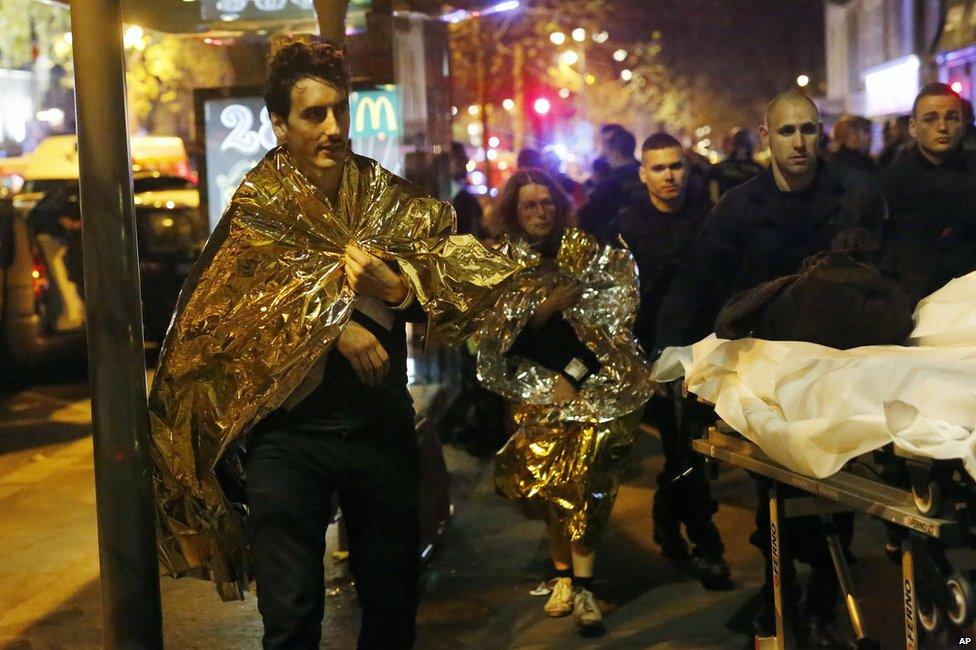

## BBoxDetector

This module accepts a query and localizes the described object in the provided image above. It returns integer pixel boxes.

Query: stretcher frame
[693,427,965,649]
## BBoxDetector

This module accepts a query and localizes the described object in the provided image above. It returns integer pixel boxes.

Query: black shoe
[694,554,733,591]
[797,614,848,648]
[461,436,502,458]
[750,599,775,637]
[653,528,690,560]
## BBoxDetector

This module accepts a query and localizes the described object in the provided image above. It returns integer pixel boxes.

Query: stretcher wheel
[947,574,976,627]
[918,599,944,634]
[913,480,944,517]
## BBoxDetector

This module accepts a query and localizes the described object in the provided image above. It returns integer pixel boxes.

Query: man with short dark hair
[610,132,730,587]
[830,114,875,172]
[877,115,911,168]
[450,141,483,237]
[150,39,517,649]
[578,126,641,243]
[596,122,624,159]
[258,39,424,649]
[710,127,764,202]
[516,147,543,170]
[613,132,708,357]
[882,82,976,299]
[656,90,886,646]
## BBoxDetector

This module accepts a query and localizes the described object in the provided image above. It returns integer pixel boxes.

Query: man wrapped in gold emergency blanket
[477,228,655,544]
[149,147,521,600]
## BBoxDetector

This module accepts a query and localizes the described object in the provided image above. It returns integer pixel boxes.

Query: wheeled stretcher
[652,273,976,646]
[695,426,976,649]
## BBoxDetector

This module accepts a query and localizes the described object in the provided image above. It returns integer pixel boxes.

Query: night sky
[453,0,827,134]
[605,0,826,129]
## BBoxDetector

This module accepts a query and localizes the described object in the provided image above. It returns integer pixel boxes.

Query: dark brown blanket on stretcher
[714,251,915,349]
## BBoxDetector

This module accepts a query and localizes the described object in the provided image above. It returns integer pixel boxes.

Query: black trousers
[645,391,725,557]
[245,412,421,649]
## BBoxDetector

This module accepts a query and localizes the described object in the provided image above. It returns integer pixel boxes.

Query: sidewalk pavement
[1,388,911,649]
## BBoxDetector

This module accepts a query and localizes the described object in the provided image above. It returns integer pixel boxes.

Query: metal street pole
[70,1,163,647]
[313,0,350,43]
[513,43,525,152]
[474,18,492,192]
[578,43,588,125]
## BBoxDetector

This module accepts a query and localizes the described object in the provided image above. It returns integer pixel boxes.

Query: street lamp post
[513,43,526,152]
[70,0,163,647]
[571,28,589,124]
[453,0,523,192]
[473,18,492,192]
[313,0,350,42]
[577,40,588,125]
[556,28,590,125]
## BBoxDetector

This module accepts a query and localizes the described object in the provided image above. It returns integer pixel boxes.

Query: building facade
[937,0,976,100]
[823,0,965,120]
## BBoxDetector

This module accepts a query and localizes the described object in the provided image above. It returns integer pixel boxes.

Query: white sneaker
[543,577,574,617]
[573,588,603,629]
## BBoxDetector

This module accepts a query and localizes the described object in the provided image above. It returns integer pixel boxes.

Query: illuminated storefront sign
[864,55,920,116]
[202,0,314,21]
[350,88,401,138]
[0,69,34,146]
[202,0,372,27]
[202,87,401,230]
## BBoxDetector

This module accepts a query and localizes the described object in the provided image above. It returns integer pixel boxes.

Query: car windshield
[133,175,196,193]
[23,176,195,196]
[21,179,69,195]
[138,207,207,255]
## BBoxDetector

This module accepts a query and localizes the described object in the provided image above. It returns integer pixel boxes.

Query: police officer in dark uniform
[578,127,641,244]
[882,83,976,300]
[656,90,886,647]
[829,114,876,173]
[609,132,730,587]
[710,127,764,202]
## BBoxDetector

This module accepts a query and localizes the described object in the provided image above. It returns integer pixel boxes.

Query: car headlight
[140,209,201,253]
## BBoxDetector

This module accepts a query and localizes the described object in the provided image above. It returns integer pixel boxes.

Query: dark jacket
[27,182,80,239]
[831,146,876,173]
[610,182,711,354]
[577,160,641,245]
[452,186,484,238]
[710,155,764,199]
[877,141,909,168]
[881,149,976,298]
[656,162,887,348]
[284,299,428,429]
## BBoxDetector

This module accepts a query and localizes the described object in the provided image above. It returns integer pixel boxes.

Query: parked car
[0,136,207,381]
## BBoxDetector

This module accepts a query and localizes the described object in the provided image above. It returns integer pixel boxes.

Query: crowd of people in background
[448,81,976,647]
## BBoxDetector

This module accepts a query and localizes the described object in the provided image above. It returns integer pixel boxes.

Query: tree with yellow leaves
[0,0,71,70]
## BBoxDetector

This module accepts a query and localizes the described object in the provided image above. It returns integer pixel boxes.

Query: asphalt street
[0,374,945,649]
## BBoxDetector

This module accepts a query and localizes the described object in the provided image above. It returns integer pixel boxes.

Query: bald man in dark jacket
[656,91,886,646]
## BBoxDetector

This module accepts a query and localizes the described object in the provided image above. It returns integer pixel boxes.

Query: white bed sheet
[652,272,976,479]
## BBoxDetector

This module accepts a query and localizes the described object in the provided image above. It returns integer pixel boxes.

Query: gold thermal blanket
[477,229,653,544]
[149,148,520,599]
